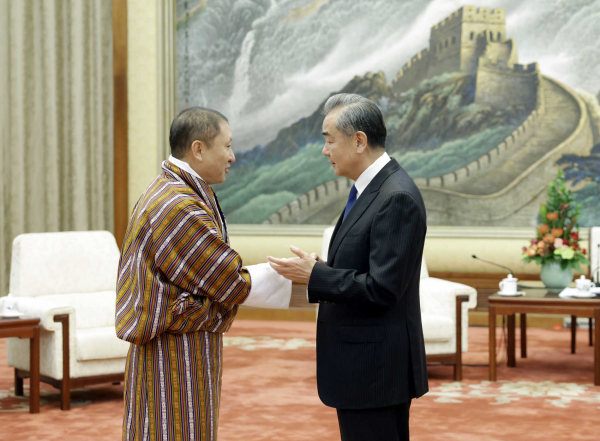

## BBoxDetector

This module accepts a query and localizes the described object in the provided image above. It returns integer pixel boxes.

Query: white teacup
[1,294,18,315]
[575,275,595,292]
[499,275,518,294]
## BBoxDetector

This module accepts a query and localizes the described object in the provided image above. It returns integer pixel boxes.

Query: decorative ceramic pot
[540,261,573,290]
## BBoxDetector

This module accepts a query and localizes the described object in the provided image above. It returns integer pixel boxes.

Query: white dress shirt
[353,152,391,199]
[167,155,291,309]
[168,155,205,181]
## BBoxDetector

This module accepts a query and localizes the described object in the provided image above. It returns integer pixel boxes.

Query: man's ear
[190,140,205,162]
[355,131,368,154]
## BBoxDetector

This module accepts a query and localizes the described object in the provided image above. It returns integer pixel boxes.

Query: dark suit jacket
[308,158,429,409]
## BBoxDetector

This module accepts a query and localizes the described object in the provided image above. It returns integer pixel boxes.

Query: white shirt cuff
[244,263,292,309]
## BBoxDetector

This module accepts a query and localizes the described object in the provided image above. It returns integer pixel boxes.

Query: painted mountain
[176,0,600,226]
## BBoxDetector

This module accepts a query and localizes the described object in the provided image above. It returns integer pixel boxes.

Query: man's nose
[230,151,236,163]
[322,144,329,156]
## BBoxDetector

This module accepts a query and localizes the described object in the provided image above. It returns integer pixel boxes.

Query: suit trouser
[336,400,412,441]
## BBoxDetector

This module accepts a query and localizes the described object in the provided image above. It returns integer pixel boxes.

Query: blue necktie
[343,185,357,222]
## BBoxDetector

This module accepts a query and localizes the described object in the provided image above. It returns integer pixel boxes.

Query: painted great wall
[264,6,598,226]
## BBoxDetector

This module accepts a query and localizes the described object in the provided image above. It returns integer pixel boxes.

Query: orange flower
[538,225,550,234]
[551,228,564,238]
[543,234,555,243]
[546,212,559,221]
[526,248,537,257]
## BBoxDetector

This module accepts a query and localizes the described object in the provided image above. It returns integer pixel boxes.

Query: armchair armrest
[16,297,75,332]
[16,297,74,410]
[420,277,477,317]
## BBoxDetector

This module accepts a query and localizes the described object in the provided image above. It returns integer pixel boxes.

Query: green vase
[540,261,573,290]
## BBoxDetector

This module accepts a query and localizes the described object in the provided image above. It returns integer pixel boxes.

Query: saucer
[571,291,596,298]
[497,291,525,296]
[0,311,24,318]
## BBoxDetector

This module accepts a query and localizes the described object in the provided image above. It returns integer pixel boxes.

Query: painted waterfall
[176,0,600,226]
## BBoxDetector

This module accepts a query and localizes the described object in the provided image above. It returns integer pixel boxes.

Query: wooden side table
[0,318,41,413]
[488,289,600,386]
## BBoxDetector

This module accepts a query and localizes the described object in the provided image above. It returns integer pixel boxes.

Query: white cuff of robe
[244,263,292,309]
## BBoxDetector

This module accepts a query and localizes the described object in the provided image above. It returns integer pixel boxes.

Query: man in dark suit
[268,93,428,441]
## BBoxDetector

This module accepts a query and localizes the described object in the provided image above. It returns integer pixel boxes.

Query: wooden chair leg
[15,369,23,396]
[590,318,594,347]
[571,315,577,354]
[54,314,71,410]
[521,313,527,358]
[507,314,516,367]
[60,378,71,411]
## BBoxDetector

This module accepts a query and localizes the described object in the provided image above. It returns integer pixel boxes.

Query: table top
[0,317,41,329]
[489,281,600,304]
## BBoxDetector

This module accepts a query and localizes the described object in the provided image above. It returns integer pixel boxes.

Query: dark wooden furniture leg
[590,318,593,347]
[595,308,600,386]
[571,315,577,354]
[489,305,497,381]
[54,315,71,410]
[453,295,469,381]
[521,313,527,358]
[507,314,516,367]
[30,326,40,414]
[15,368,24,396]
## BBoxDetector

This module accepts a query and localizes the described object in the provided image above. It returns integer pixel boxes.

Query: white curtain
[0,0,114,294]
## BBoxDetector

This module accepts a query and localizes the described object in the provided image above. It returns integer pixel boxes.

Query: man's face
[199,121,235,185]
[322,110,358,179]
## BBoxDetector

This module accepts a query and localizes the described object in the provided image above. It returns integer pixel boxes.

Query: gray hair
[322,93,386,149]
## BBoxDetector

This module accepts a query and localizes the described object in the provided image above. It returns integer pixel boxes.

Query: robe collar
[162,159,228,242]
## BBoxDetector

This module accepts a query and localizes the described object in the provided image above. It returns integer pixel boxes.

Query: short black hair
[169,107,229,158]
[323,93,386,150]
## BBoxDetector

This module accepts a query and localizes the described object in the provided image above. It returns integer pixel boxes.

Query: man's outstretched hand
[267,246,319,285]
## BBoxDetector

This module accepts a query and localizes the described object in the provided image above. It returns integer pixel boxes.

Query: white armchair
[321,226,477,380]
[7,231,130,410]
[419,259,477,380]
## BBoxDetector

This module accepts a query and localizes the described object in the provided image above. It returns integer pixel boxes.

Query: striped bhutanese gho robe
[116,160,251,441]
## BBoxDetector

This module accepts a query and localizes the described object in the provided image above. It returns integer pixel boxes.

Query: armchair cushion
[421,314,453,342]
[10,231,120,297]
[76,327,131,361]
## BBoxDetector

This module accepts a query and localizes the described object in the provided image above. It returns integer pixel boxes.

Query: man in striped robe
[116,107,290,440]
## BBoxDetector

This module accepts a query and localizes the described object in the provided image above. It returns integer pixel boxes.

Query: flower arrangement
[522,170,589,271]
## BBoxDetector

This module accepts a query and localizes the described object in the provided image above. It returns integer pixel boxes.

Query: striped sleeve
[152,200,251,307]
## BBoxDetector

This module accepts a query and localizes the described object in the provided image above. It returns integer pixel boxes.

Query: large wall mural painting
[176,0,600,226]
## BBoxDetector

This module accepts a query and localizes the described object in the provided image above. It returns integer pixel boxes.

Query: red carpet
[1,321,599,440]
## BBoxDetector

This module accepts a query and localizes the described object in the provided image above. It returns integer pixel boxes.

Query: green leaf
[560,259,569,270]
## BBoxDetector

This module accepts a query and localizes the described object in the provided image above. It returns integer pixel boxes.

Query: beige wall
[229,232,589,276]
[126,1,589,277]
[128,0,160,212]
